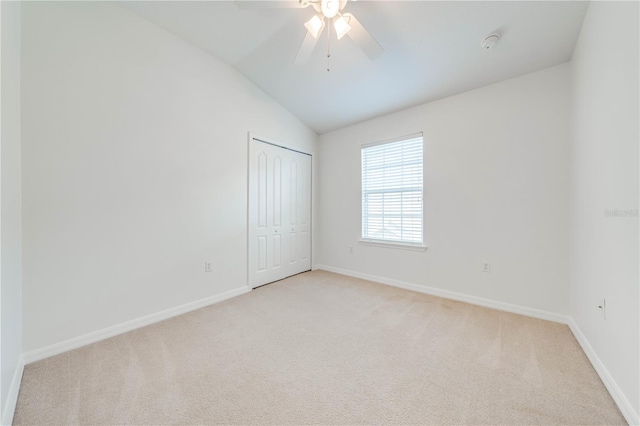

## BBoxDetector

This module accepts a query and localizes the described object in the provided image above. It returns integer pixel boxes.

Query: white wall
[318,64,571,315]
[1,0,23,423]
[21,2,317,353]
[570,1,639,420]
[16,1,639,421]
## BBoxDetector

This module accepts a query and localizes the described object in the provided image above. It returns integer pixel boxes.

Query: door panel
[289,232,297,264]
[290,153,311,273]
[289,160,297,225]
[257,236,267,272]
[273,234,281,268]
[273,156,282,227]
[248,139,311,288]
[300,230,309,262]
[257,152,267,228]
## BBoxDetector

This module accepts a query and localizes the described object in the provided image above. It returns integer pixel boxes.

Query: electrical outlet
[348,246,354,254]
[482,262,491,273]
[205,261,213,273]
[598,298,606,319]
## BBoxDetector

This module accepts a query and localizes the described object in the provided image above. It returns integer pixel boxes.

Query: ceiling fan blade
[234,1,305,10]
[344,13,384,60]
[294,31,321,65]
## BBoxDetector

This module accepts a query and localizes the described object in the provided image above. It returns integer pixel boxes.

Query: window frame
[359,132,427,251]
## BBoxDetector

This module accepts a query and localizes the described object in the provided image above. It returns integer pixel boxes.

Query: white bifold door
[248,138,311,288]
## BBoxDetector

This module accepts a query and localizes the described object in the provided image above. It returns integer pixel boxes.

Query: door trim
[246,132,313,290]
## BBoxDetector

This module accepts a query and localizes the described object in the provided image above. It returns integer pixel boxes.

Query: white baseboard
[314,264,570,324]
[314,265,638,425]
[1,355,25,426]
[15,268,638,425]
[568,319,639,425]
[23,287,250,364]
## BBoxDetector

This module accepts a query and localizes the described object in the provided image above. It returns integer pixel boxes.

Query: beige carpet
[14,271,625,425]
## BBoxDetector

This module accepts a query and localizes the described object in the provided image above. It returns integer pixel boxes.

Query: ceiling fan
[235,0,384,66]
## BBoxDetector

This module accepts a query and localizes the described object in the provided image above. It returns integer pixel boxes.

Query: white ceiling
[121,1,589,134]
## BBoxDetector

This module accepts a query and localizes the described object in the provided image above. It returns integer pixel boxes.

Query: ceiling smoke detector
[481,34,500,50]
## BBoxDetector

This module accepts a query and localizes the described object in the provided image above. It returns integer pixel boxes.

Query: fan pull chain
[326,18,331,72]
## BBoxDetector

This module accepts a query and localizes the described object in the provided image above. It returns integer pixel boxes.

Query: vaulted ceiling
[121,1,589,134]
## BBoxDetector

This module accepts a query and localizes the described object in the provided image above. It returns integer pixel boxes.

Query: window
[361,133,424,248]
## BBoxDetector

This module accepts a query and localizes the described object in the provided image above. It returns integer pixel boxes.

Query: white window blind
[362,134,424,245]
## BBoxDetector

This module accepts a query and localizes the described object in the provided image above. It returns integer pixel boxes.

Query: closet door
[248,138,311,288]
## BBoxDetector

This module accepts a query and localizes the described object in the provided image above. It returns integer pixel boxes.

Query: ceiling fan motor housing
[321,0,340,18]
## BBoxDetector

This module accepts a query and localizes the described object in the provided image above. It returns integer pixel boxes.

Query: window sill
[358,239,428,251]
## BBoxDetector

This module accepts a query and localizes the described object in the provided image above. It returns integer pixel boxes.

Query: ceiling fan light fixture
[333,15,351,40]
[304,14,326,39]
[321,0,340,18]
